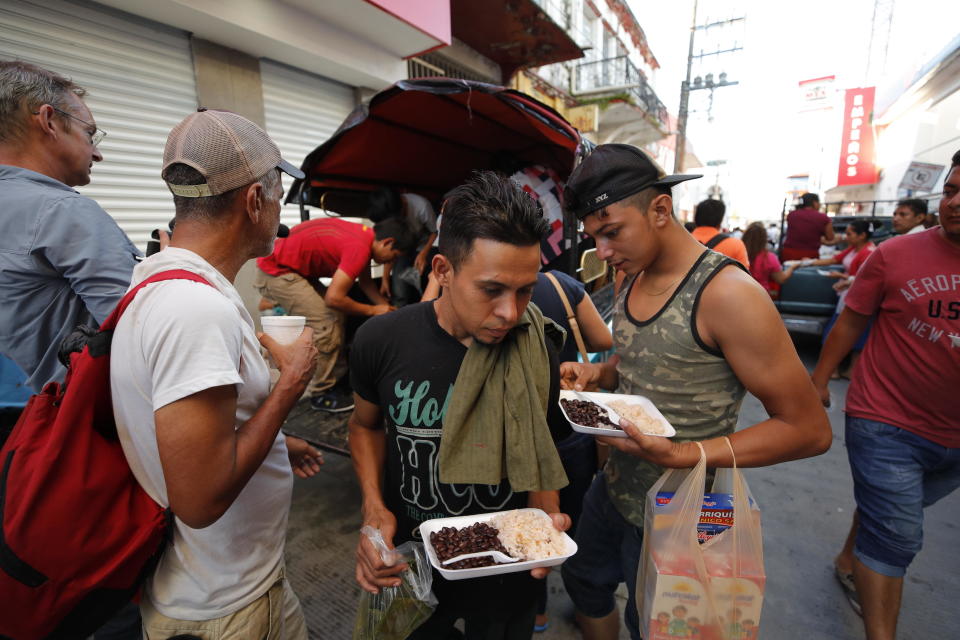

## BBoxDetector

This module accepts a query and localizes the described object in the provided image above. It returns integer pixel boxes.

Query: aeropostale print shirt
[844,228,960,447]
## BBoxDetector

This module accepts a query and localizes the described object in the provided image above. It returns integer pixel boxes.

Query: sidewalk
[284,364,960,638]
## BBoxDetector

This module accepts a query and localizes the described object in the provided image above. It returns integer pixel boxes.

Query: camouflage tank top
[605,250,746,527]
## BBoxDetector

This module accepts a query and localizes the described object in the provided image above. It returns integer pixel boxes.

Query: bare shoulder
[698,264,784,346]
[702,263,770,306]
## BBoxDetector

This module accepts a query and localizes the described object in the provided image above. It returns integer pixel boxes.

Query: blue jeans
[846,416,960,577]
[560,473,643,640]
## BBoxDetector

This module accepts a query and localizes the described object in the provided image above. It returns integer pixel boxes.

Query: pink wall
[366,0,451,46]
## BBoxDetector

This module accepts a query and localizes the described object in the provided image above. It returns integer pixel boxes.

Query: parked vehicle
[775,212,893,335]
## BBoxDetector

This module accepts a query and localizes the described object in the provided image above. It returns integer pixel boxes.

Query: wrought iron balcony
[574,55,669,128]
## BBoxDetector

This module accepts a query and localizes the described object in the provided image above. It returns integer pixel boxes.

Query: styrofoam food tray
[419,508,577,581]
[558,390,675,438]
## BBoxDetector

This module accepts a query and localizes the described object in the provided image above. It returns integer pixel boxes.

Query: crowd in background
[0,59,957,640]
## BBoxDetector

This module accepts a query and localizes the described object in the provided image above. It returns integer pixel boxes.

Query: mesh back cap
[162,109,304,197]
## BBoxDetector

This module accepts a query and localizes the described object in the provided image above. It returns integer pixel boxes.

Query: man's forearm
[234,376,306,477]
[691,414,830,469]
[180,376,305,526]
[811,308,870,386]
[349,420,388,512]
[326,294,380,316]
[358,276,387,306]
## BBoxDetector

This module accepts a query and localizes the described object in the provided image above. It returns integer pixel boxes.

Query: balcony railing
[407,53,494,83]
[574,55,669,128]
[531,0,572,30]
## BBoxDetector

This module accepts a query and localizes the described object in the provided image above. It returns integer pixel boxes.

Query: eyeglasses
[33,105,106,146]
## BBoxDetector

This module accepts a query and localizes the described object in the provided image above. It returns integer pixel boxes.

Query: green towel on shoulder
[438,302,569,492]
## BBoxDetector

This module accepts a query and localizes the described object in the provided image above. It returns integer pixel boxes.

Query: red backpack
[0,270,211,639]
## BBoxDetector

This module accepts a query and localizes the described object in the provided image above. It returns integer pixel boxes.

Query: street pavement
[284,336,960,638]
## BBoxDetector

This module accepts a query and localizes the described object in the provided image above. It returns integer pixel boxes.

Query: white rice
[490,510,567,561]
[607,400,667,435]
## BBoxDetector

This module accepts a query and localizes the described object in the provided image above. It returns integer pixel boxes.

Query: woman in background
[742,222,798,297]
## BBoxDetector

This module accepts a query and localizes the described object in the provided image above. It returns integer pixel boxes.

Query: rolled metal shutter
[260,59,355,228]
[0,0,197,249]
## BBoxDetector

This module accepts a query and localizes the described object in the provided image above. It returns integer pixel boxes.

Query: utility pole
[673,1,744,173]
[865,0,895,83]
[674,0,698,174]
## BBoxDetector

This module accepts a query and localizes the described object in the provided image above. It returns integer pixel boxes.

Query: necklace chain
[638,274,683,296]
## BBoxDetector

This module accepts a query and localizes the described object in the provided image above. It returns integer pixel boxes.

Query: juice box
[646,493,765,639]
[655,492,736,544]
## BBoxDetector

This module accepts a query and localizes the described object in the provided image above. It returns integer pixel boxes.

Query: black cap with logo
[564,144,702,219]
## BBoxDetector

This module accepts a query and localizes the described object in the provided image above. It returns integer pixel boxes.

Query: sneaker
[310,389,355,413]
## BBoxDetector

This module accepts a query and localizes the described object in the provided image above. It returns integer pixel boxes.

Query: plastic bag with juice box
[638,438,765,640]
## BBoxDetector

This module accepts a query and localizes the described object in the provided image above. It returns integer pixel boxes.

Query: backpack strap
[543,272,590,362]
[98,270,214,333]
[705,232,730,250]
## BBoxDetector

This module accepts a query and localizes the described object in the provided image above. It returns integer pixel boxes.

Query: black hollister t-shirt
[350,300,568,544]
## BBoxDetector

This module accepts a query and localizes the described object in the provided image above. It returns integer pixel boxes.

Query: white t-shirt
[111,247,292,620]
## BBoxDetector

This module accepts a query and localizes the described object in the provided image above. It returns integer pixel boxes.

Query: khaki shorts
[141,573,307,640]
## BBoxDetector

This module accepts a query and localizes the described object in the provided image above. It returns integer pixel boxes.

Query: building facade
[0,0,450,316]
[786,33,960,216]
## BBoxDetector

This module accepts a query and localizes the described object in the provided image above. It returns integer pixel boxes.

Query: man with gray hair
[111,108,319,638]
[0,59,142,639]
[0,60,140,393]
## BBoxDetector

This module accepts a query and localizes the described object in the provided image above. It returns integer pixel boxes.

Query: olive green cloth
[438,303,569,492]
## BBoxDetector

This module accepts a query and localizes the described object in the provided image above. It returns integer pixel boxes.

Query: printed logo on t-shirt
[898,273,960,347]
[388,379,514,533]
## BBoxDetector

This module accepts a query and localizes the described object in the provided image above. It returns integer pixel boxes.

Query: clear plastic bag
[352,526,438,640]
[638,439,765,640]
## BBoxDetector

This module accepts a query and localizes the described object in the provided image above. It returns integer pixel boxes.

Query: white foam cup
[260,315,306,345]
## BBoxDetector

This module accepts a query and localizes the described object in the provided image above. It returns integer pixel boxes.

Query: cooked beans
[560,398,620,429]
[429,522,511,569]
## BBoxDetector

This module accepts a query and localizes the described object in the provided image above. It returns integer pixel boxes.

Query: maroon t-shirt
[844,228,960,447]
[783,208,830,252]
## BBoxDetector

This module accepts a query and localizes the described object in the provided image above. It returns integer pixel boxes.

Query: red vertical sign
[837,87,877,186]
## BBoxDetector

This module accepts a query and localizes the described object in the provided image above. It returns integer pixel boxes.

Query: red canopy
[288,78,583,210]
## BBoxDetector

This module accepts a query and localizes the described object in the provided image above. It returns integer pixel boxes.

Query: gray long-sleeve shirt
[0,165,140,391]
